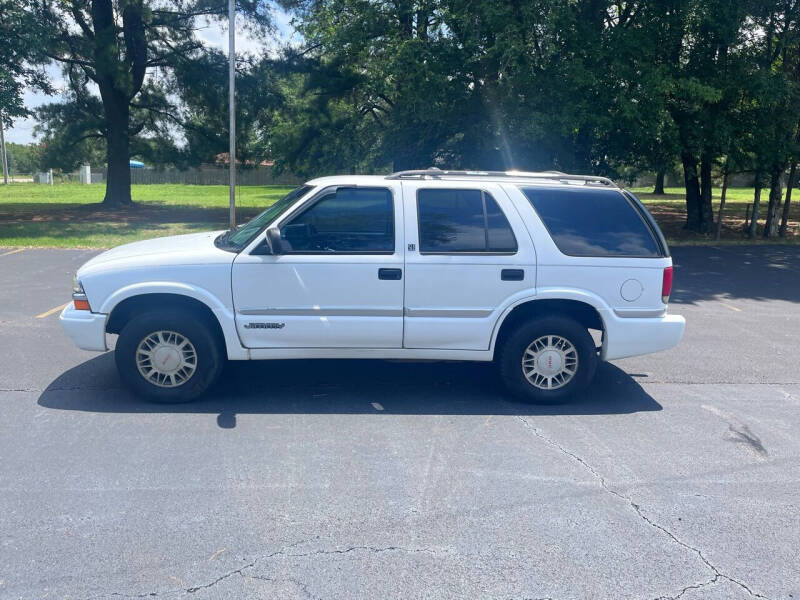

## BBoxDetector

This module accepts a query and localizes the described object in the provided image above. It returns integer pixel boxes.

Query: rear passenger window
[521,187,660,257]
[417,189,517,253]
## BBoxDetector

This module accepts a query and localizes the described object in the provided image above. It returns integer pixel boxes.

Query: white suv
[60,170,685,404]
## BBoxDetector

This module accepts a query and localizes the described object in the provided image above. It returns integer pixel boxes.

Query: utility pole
[228,0,236,228]
[0,117,9,185]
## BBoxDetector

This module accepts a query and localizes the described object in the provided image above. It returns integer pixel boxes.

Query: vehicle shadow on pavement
[38,354,661,421]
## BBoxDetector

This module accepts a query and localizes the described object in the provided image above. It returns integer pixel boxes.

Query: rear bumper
[59,303,108,352]
[601,312,685,361]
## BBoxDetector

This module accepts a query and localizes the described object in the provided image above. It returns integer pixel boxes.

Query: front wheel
[498,316,598,404]
[115,310,223,402]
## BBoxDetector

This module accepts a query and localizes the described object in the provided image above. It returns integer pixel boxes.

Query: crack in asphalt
[653,573,721,600]
[514,416,772,600]
[242,573,321,600]
[182,538,316,595]
[82,540,307,599]
[85,541,440,599]
[212,547,438,599]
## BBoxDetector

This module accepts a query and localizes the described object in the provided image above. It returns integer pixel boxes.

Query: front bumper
[601,312,685,361]
[59,303,108,352]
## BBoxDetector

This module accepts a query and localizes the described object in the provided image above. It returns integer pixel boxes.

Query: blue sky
[5,6,296,144]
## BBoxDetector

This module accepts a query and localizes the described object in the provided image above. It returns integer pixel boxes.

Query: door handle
[378,268,402,280]
[501,269,524,281]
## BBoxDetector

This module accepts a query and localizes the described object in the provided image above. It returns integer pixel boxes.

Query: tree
[4,142,44,174]
[166,49,284,169]
[654,0,751,234]
[0,0,51,124]
[275,0,474,174]
[747,0,800,238]
[35,87,108,171]
[32,0,272,205]
[274,1,677,178]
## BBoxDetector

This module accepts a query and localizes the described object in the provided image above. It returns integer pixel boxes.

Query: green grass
[630,186,762,202]
[0,182,293,207]
[0,182,797,248]
[0,183,294,247]
[630,186,799,245]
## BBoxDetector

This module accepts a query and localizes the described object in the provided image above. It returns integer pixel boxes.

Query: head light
[72,277,85,296]
[72,277,91,310]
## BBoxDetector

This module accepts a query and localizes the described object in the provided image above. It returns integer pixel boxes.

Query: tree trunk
[90,0,145,207]
[714,166,729,240]
[653,170,665,195]
[699,155,714,234]
[779,162,797,237]
[764,167,782,238]
[681,152,701,231]
[748,171,763,238]
[415,3,429,40]
[396,0,413,38]
[102,98,132,206]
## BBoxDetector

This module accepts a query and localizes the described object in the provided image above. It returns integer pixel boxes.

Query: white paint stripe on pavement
[0,248,24,257]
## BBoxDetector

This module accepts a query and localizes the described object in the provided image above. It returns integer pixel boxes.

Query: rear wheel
[115,309,223,402]
[499,316,598,404]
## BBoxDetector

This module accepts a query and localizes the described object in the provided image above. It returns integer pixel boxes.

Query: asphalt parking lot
[0,245,798,600]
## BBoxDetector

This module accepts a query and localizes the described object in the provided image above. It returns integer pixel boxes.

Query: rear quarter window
[521,187,661,257]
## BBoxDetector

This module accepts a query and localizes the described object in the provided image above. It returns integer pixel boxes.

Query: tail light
[661,266,673,304]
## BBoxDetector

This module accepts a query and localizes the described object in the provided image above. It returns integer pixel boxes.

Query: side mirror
[266,228,283,254]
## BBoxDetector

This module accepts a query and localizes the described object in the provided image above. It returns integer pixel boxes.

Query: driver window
[280,187,394,253]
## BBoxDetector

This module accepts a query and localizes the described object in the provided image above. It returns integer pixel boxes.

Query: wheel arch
[105,292,228,358]
[491,296,606,358]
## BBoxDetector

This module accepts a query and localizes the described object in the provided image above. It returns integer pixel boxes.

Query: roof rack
[385,169,617,187]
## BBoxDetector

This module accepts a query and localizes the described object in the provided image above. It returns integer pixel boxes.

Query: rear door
[401,181,536,350]
[232,184,405,348]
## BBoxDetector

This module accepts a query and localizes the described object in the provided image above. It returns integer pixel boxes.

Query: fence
[127,167,302,186]
[42,166,301,186]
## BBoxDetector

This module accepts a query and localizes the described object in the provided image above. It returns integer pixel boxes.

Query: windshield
[215,185,314,252]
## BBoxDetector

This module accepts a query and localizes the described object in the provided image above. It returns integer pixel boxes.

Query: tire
[498,315,598,404]
[114,309,223,403]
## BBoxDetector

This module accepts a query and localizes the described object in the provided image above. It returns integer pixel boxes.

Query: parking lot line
[0,248,24,257]
[720,302,742,312]
[36,302,70,319]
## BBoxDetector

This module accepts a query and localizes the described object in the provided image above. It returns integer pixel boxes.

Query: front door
[232,184,405,348]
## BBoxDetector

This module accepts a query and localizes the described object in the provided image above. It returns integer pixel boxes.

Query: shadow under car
[38,353,662,424]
